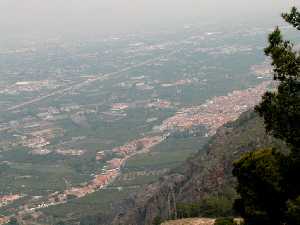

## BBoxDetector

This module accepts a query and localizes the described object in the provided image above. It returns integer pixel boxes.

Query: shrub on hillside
[214,217,236,225]
[176,195,234,219]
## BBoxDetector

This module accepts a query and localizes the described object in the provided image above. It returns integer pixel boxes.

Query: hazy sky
[0,0,298,39]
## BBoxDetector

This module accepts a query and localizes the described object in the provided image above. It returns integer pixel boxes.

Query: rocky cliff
[111,111,285,225]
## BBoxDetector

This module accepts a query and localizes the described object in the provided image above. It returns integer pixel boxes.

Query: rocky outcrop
[113,174,185,225]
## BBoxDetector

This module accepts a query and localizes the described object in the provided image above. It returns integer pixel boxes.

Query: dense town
[160,81,272,135]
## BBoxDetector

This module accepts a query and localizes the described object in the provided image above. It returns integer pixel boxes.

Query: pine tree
[233,6,300,225]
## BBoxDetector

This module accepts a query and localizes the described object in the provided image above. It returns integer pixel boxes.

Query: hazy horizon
[0,0,298,40]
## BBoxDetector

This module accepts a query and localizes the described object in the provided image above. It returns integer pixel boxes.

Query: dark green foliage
[282,7,300,30]
[5,218,19,225]
[177,203,201,218]
[214,217,236,225]
[79,215,99,225]
[286,196,300,225]
[176,196,234,219]
[256,24,300,148]
[255,82,300,148]
[55,221,67,225]
[198,196,234,218]
[233,149,286,225]
[152,216,163,225]
[234,6,300,225]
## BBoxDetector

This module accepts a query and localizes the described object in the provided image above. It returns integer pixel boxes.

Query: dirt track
[162,218,215,225]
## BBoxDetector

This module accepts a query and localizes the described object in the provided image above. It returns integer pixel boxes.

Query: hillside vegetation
[111,110,285,225]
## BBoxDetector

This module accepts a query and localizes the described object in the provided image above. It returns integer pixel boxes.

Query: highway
[5,47,182,112]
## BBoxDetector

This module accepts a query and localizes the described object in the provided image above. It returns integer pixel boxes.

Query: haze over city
[0,0,297,39]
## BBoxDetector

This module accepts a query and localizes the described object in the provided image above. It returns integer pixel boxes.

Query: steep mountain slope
[112,111,285,225]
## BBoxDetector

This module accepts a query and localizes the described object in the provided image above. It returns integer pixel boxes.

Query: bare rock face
[111,111,284,225]
[113,174,185,225]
